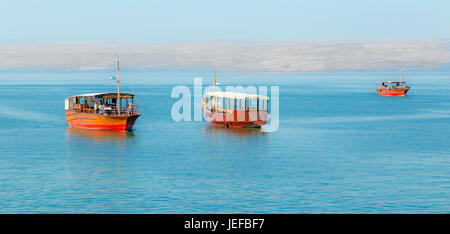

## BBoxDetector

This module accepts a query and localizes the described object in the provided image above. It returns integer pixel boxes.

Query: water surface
[0,71,449,213]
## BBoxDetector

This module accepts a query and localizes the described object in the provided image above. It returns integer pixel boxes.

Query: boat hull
[377,87,409,96]
[65,110,140,131]
[203,109,268,128]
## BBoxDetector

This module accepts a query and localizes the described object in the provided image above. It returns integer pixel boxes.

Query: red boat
[64,58,140,131]
[202,91,269,128]
[377,81,410,96]
[377,71,410,96]
[65,92,140,131]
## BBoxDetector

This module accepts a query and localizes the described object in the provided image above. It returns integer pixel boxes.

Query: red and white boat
[202,91,269,128]
[201,73,269,128]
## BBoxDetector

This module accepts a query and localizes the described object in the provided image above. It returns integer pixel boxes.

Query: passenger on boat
[98,101,104,115]
[128,101,133,114]
[94,101,98,113]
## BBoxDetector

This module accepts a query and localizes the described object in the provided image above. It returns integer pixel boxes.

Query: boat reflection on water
[66,127,135,143]
[203,124,267,138]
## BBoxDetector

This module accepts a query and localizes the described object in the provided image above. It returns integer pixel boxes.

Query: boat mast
[117,56,120,115]
[213,72,216,91]
[400,69,402,83]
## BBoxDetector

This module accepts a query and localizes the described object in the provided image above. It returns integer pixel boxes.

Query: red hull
[377,87,409,96]
[70,123,130,131]
[209,120,267,128]
[203,108,268,128]
[65,110,139,131]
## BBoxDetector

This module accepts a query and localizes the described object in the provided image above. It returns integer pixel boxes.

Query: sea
[0,70,449,213]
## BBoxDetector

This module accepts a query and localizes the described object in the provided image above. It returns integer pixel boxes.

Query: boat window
[217,97,223,109]
[69,98,74,110]
[246,98,258,110]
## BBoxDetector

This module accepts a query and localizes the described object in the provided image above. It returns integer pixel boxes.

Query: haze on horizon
[0,0,449,72]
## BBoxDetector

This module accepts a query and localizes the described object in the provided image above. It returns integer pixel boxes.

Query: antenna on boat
[213,71,216,91]
[400,69,403,83]
[116,55,120,115]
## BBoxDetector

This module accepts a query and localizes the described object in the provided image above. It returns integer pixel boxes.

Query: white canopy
[205,91,269,100]
[71,93,106,97]
[68,92,135,98]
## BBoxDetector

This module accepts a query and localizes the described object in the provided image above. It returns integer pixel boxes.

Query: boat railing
[380,86,408,90]
[102,105,141,116]
[72,104,140,116]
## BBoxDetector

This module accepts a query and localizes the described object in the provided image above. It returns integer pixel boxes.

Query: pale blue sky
[1,0,449,43]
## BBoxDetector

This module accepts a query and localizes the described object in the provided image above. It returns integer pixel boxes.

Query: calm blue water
[0,71,449,213]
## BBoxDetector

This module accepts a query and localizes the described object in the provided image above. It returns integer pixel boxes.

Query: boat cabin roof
[382,81,406,84]
[68,92,135,99]
[205,91,269,100]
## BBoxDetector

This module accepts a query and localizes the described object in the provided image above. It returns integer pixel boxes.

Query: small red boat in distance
[377,81,410,96]
[377,70,410,96]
